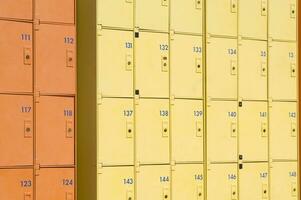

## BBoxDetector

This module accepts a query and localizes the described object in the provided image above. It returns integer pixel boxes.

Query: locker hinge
[170,95,175,105]
[238,97,243,107]
[135,162,141,173]
[206,33,211,44]
[97,24,102,36]
[34,164,41,176]
[170,30,175,40]
[97,93,102,105]
[207,161,211,171]
[239,163,243,169]
[268,37,273,47]
[65,192,73,200]
[34,19,40,31]
[134,92,140,105]
[34,91,41,103]
[268,98,273,108]
[171,161,176,171]
[261,0,267,16]
[134,27,140,38]
[238,36,243,46]
[97,163,103,174]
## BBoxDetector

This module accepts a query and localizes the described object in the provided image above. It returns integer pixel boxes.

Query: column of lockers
[0,1,76,200]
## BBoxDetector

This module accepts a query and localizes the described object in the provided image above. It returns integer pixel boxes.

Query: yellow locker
[136,99,169,164]
[207,101,237,162]
[207,163,238,200]
[135,32,169,98]
[206,0,237,37]
[239,0,267,40]
[207,37,237,99]
[239,40,267,100]
[239,101,268,162]
[269,41,297,101]
[171,99,203,163]
[97,29,133,97]
[170,34,203,99]
[170,0,203,34]
[98,166,135,200]
[97,0,133,29]
[269,0,297,41]
[98,98,134,165]
[136,165,170,200]
[270,162,298,200]
[172,164,204,200]
[270,102,297,161]
[239,163,269,200]
[135,0,169,32]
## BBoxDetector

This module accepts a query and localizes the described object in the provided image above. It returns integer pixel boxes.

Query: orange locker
[0,169,33,200]
[36,96,75,166]
[36,168,75,200]
[35,0,75,24]
[35,24,76,95]
[0,95,33,167]
[0,20,33,93]
[0,0,32,20]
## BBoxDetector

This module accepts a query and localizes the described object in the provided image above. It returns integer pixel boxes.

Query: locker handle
[291,4,296,18]
[24,192,32,200]
[262,184,268,199]
[291,122,297,137]
[163,188,170,200]
[230,60,237,75]
[291,63,296,77]
[231,0,237,13]
[261,122,268,137]
[291,182,297,196]
[126,54,133,71]
[196,121,203,137]
[231,185,237,200]
[195,0,202,9]
[196,185,203,200]
[65,192,73,200]
[161,56,169,72]
[195,58,202,73]
[24,48,32,65]
[261,0,267,16]
[126,121,134,138]
[261,62,267,76]
[66,120,74,138]
[162,121,169,137]
[161,0,168,6]
[231,122,237,137]
[66,50,74,67]
[24,120,33,138]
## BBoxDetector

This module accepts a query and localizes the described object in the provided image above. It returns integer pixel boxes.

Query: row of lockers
[0,94,75,167]
[97,29,297,101]
[95,162,297,200]
[0,20,76,95]
[96,98,297,165]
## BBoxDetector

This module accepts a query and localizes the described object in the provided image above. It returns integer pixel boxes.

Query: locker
[170,34,203,99]
[0,0,32,20]
[239,0,267,40]
[171,99,203,163]
[98,166,134,200]
[0,95,33,167]
[36,96,75,166]
[136,99,169,164]
[270,102,297,160]
[136,165,170,200]
[207,0,237,37]
[98,98,134,165]
[207,101,237,162]
[207,164,237,200]
[35,24,76,95]
[0,20,32,93]
[97,29,133,97]
[239,163,269,200]
[97,0,133,29]
[269,41,297,101]
[207,37,237,99]
[269,0,297,41]
[35,0,75,24]
[239,101,268,162]
[172,164,204,200]
[36,168,74,200]
[239,40,267,100]
[170,0,203,34]
[0,169,33,200]
[135,32,169,98]
[135,0,169,32]
[270,162,298,200]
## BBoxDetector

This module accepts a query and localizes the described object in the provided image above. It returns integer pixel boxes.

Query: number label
[289,112,296,118]
[289,171,297,177]
[194,111,203,117]
[64,37,74,44]
[21,180,32,187]
[160,176,170,182]
[260,172,268,178]
[195,174,203,181]
[193,46,202,53]
[125,42,133,49]
[160,110,169,116]
[124,110,133,117]
[228,174,236,180]
[21,106,32,113]
[228,48,237,55]
[160,44,169,51]
[260,112,267,117]
[63,179,73,186]
[64,109,73,117]
[228,112,237,118]
[21,34,31,41]
[123,178,134,185]
[261,51,267,57]
[289,52,295,58]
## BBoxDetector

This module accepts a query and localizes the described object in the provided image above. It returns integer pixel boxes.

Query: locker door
[35,0,75,23]
[36,96,75,166]
[136,99,169,164]
[170,0,203,34]
[239,101,268,162]
[269,42,297,101]
[207,38,237,99]
[97,0,133,29]
[239,40,267,100]
[137,165,170,200]
[135,0,169,32]
[172,164,204,200]
[0,0,32,20]
[239,0,267,40]
[269,0,297,41]
[239,163,269,200]
[207,164,237,200]
[270,162,298,200]
[36,24,76,95]
[270,102,297,160]
[0,21,32,93]
[207,0,237,37]
[135,32,169,98]
[171,99,203,163]
[98,166,135,200]
[0,95,33,167]
[97,29,133,97]
[36,168,74,200]
[170,34,203,99]
[207,101,237,162]
[98,98,134,165]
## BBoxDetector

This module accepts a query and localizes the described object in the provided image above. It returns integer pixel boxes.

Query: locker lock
[66,50,74,67]
[24,48,32,65]
[195,0,202,9]
[292,182,297,196]
[66,120,74,138]
[231,0,237,13]
[161,56,169,72]
[24,121,33,138]
[291,4,296,18]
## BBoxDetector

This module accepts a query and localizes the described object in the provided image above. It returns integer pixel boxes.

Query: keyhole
[262,68,266,72]
[232,4,236,8]
[292,10,295,14]
[263,129,266,133]
[263,190,267,194]
[262,7,266,12]
[128,129,132,133]
[232,67,236,71]
[164,195,168,199]
[293,188,296,192]
[69,57,73,62]
[26,127,31,132]
[232,191,236,196]
[26,55,30,60]
[292,69,296,73]
[198,192,202,197]
[164,128,168,133]
[293,128,296,132]
[128,197,132,200]
[163,63,167,67]
[197,64,201,68]
[233,129,236,133]
[198,128,201,132]
[68,128,72,133]
[128,61,132,65]
[197,0,201,4]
